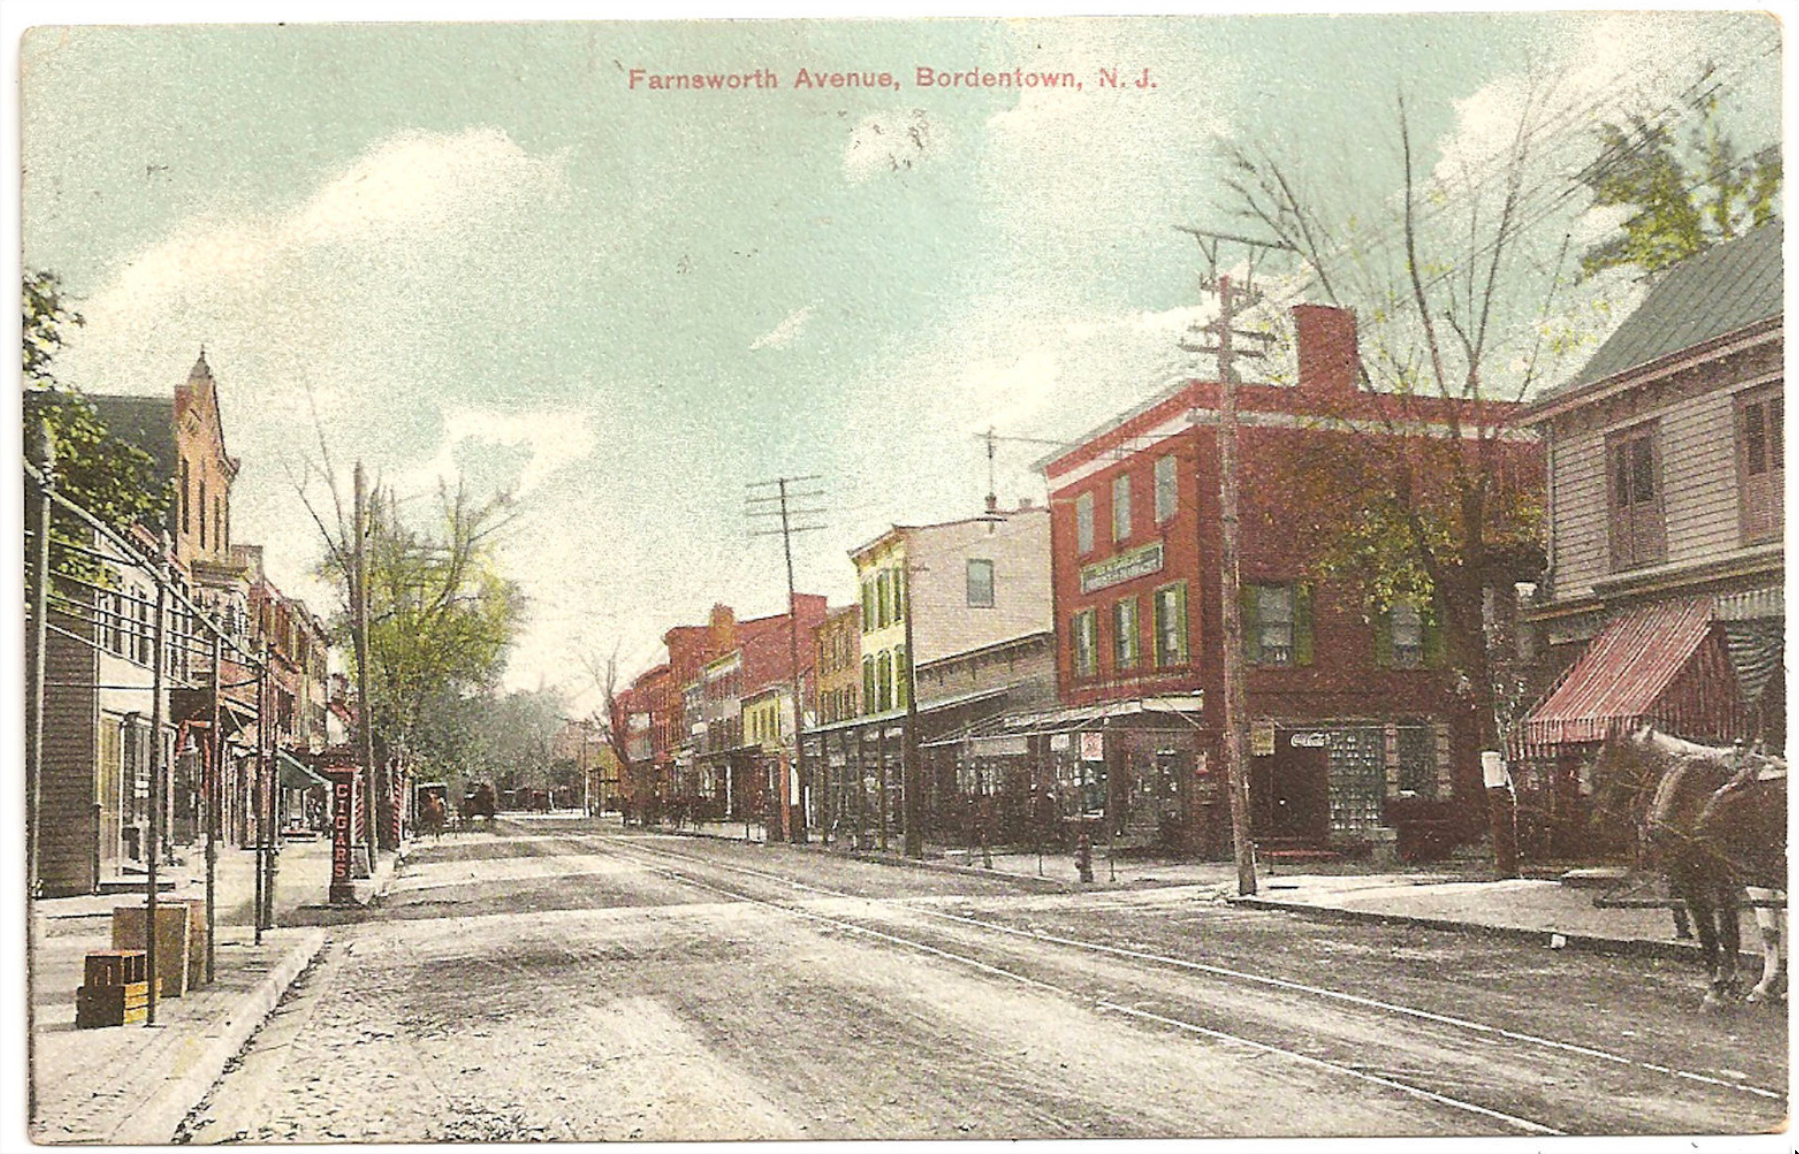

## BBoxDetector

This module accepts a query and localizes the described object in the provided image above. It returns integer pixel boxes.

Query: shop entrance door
[1251,735,1329,843]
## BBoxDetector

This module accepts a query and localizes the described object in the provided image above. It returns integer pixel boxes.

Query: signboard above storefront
[1080,732,1105,761]
[1079,542,1164,594]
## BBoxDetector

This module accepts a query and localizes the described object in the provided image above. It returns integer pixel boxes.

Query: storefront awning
[1515,596,1747,754]
[277,749,332,790]
[922,694,1205,747]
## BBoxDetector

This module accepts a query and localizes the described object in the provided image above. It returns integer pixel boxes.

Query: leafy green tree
[1578,67,1781,279]
[22,271,170,581]
[317,481,527,807]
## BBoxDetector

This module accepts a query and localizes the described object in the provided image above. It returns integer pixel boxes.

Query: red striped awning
[1515,596,1749,754]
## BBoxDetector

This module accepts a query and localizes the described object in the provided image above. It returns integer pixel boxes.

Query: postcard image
[14,9,1790,1148]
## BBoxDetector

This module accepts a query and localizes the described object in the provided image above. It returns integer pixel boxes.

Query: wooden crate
[110,906,192,998]
[83,950,148,989]
[75,978,160,1029]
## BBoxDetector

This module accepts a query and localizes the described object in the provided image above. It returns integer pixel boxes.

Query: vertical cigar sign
[327,767,357,905]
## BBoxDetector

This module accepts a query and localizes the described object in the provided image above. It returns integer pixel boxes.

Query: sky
[14,7,1784,712]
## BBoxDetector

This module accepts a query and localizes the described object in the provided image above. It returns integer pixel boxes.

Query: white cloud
[400,406,598,499]
[749,305,816,350]
[842,109,937,184]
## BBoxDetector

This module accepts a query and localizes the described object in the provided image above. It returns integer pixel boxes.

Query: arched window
[877,652,893,712]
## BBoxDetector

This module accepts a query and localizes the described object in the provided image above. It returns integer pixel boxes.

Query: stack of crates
[75,950,159,1028]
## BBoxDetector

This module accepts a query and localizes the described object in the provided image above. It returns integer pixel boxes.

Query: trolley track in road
[568,828,1787,1136]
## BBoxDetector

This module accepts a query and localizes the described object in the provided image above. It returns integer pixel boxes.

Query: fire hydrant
[1075,828,1094,884]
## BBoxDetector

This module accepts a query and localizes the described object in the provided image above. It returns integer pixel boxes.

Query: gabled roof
[1540,222,1783,405]
[87,393,177,481]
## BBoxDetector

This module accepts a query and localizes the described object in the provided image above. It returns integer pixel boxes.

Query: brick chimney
[1292,304,1359,400]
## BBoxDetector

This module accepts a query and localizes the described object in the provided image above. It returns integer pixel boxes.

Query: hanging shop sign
[1251,718,1276,757]
[1079,542,1164,594]
[1080,732,1105,761]
[1050,733,1072,752]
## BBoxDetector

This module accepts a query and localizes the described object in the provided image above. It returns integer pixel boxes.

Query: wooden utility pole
[145,535,170,1022]
[206,631,222,983]
[25,426,54,1120]
[254,641,267,944]
[353,462,378,866]
[747,476,825,845]
[1180,273,1263,897]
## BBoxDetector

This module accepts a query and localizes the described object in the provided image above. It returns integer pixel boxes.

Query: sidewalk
[652,820,1740,962]
[29,836,404,1145]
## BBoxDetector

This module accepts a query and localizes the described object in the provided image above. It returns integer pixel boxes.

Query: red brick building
[1037,304,1542,858]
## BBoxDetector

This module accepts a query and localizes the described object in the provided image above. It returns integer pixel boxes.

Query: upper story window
[966,559,995,608]
[861,577,875,632]
[876,571,891,628]
[180,458,191,537]
[877,651,894,711]
[1113,596,1139,670]
[863,656,875,710]
[1243,582,1313,667]
[1112,474,1133,542]
[1071,609,1098,678]
[1607,423,1665,571]
[1737,387,1783,545]
[1153,582,1188,667]
[892,566,905,622]
[1154,454,1178,522]
[198,480,208,549]
[895,644,909,709]
[1076,492,1095,555]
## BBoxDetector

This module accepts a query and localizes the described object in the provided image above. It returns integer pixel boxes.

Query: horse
[1593,728,1787,1006]
[418,793,447,841]
[1697,765,1788,1003]
[459,783,498,832]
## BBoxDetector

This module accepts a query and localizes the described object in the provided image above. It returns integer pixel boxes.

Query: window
[1396,724,1438,799]
[966,559,995,608]
[1154,454,1178,522]
[1072,610,1098,677]
[1153,583,1188,667]
[895,644,909,709]
[1112,474,1132,542]
[1242,582,1313,667]
[876,571,891,628]
[1737,388,1784,544]
[1076,492,1095,554]
[1113,597,1139,670]
[877,652,893,711]
[180,458,190,536]
[198,480,208,549]
[1607,424,1665,570]
[863,657,875,709]
[215,497,224,552]
[892,566,905,622]
[862,578,875,631]
[1386,602,1424,669]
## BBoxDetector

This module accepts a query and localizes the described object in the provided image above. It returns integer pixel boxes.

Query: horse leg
[1677,873,1729,1005]
[1744,887,1786,1004]
[1713,881,1743,1001]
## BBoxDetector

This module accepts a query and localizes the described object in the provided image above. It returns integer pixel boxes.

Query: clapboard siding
[1662,391,1742,562]
[1549,432,1610,599]
[40,584,100,897]
[1549,374,1778,601]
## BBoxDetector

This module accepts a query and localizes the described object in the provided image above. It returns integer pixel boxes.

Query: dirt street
[179,821,1788,1142]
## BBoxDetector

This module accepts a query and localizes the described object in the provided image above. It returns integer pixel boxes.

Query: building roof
[1540,222,1783,405]
[87,393,177,481]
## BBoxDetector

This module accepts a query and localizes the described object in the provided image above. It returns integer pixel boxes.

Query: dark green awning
[277,749,331,790]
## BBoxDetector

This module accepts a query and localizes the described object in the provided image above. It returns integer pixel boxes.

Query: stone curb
[1226,895,1729,964]
[109,927,328,1146]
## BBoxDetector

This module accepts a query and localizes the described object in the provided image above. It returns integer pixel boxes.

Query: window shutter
[1421,601,1447,668]
[1174,583,1189,663]
[1239,586,1261,664]
[1294,583,1315,666]
[1372,606,1393,669]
